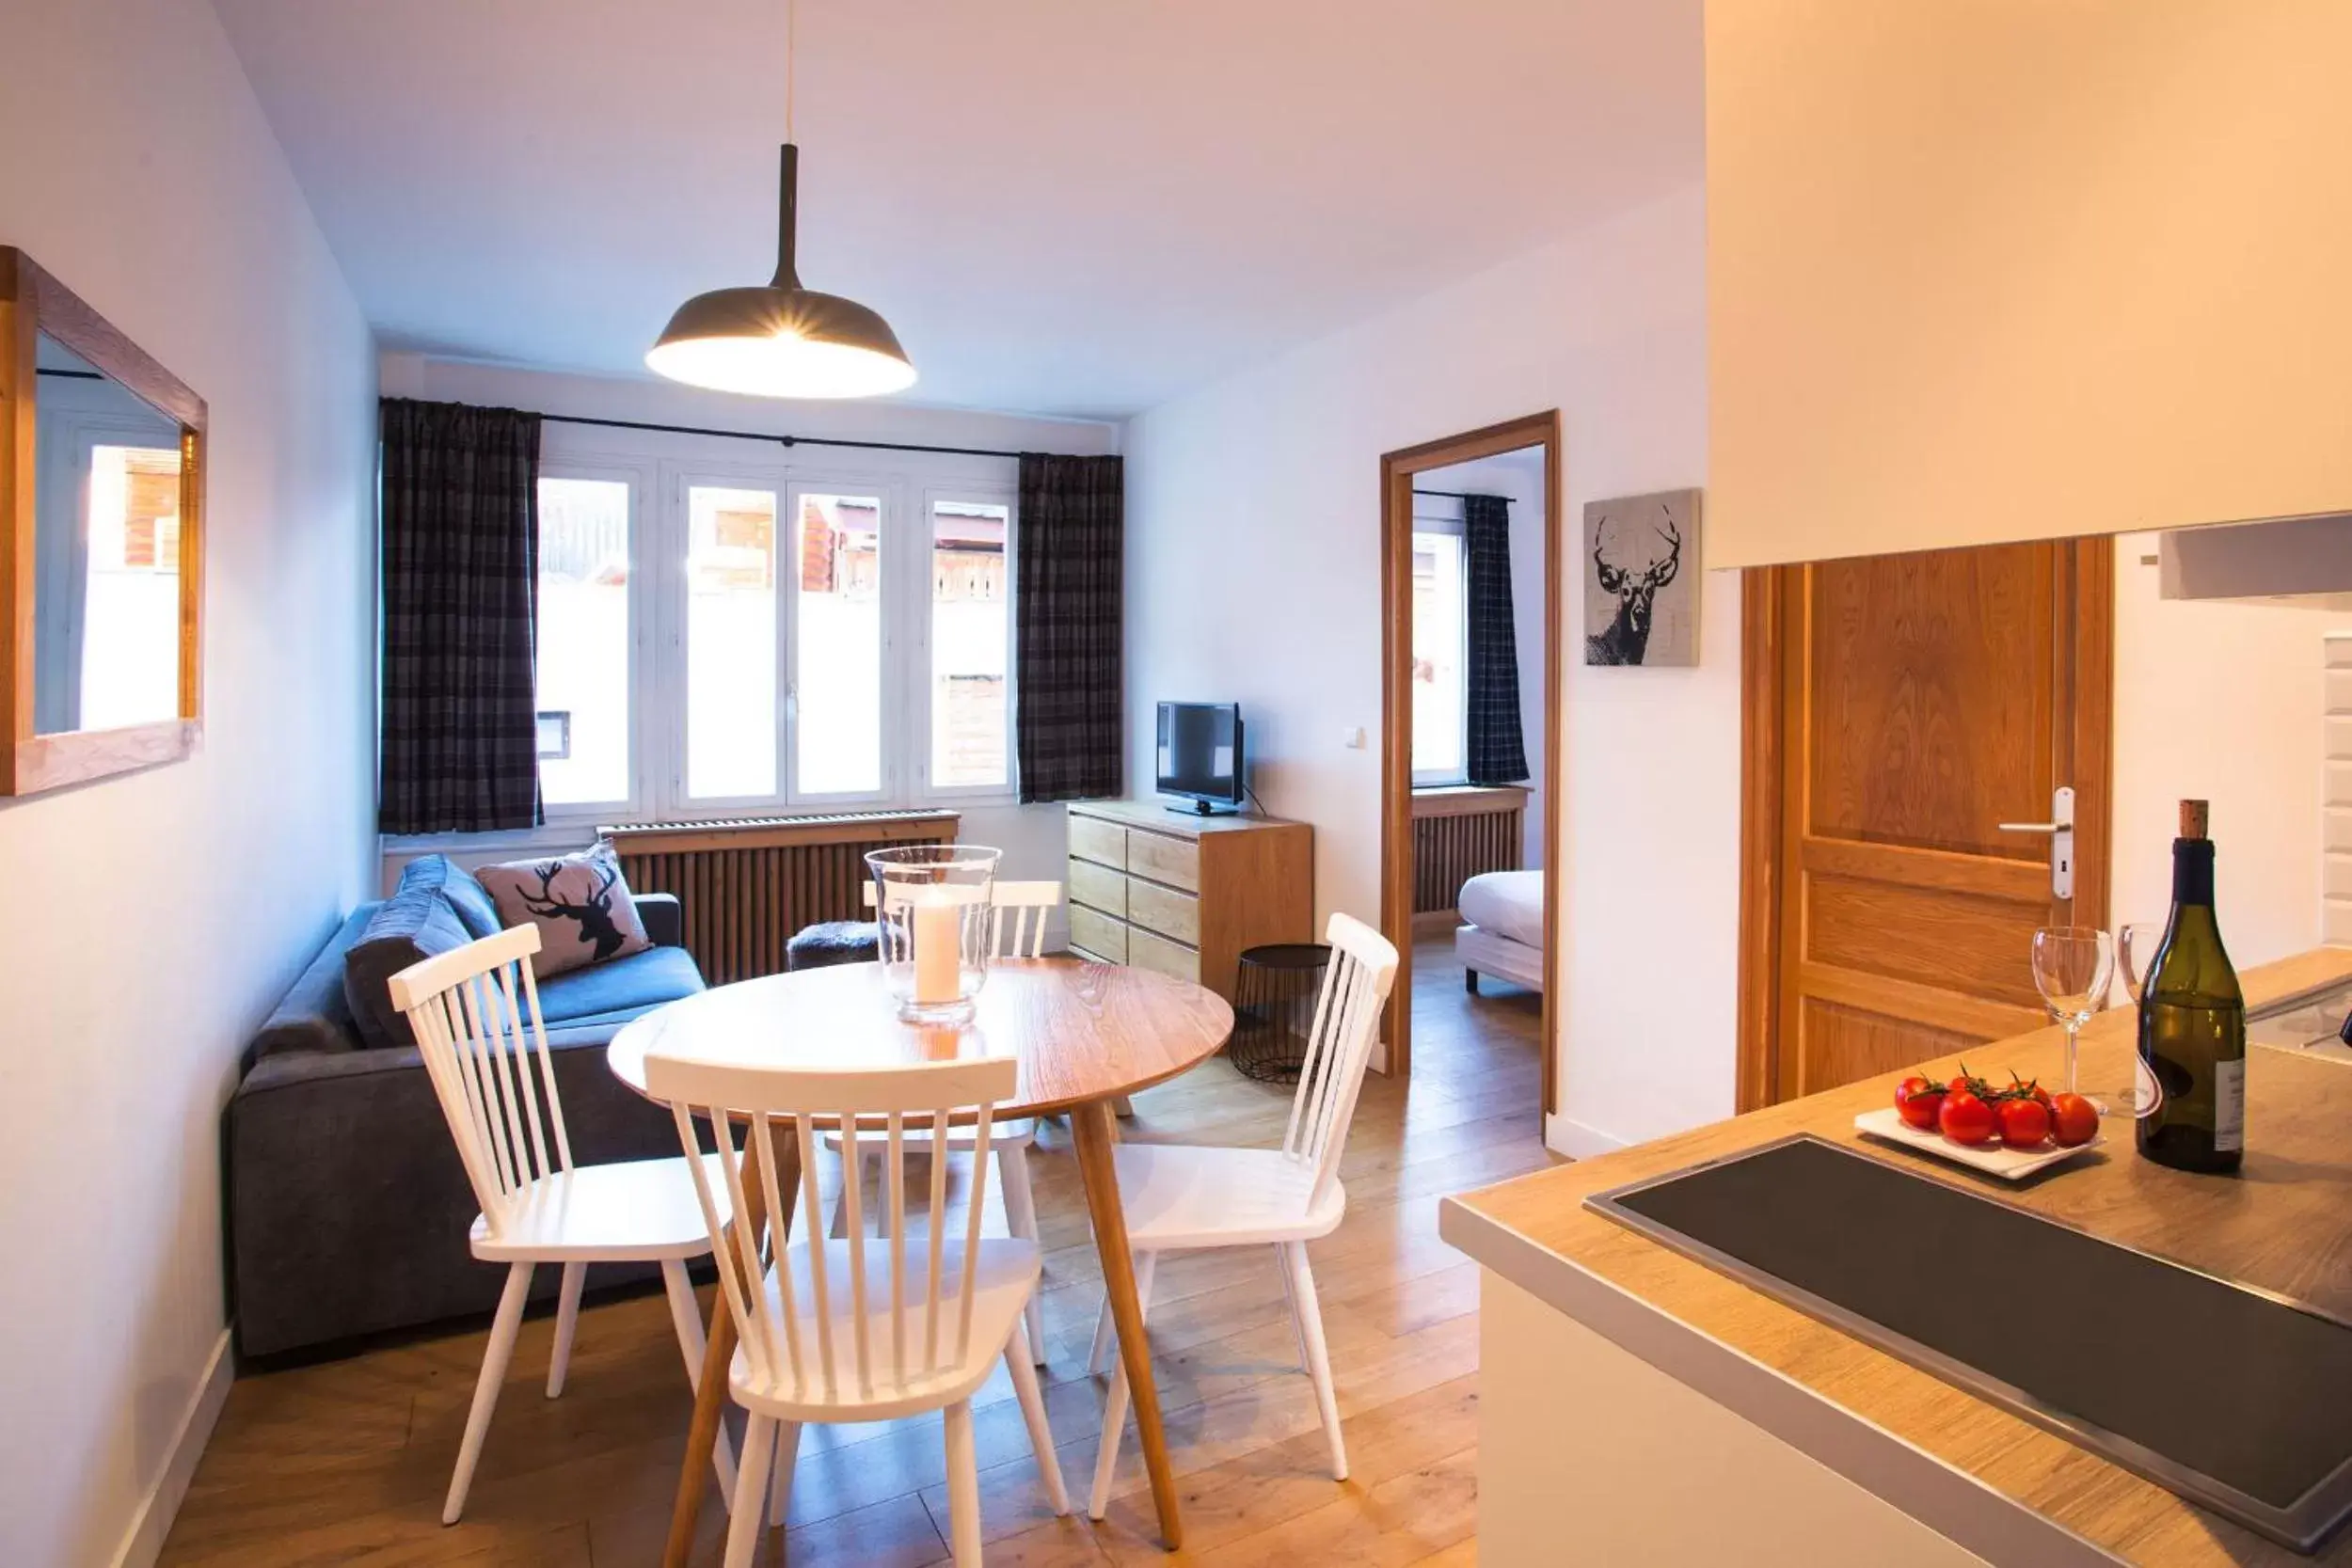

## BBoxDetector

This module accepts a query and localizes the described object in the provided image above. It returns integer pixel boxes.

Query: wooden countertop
[1442,946,2352,1567]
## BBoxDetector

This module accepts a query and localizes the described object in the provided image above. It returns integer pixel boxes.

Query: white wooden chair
[829,879,1062,1362]
[385,924,737,1525]
[646,1049,1070,1568]
[1083,911,1400,1518]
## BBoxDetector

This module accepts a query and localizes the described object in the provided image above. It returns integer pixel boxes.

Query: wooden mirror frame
[0,247,206,796]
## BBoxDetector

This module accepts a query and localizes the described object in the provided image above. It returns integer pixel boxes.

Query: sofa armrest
[633,891,683,948]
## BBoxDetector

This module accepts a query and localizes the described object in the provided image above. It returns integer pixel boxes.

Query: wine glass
[2115,922,2166,1115]
[2031,927,2114,1106]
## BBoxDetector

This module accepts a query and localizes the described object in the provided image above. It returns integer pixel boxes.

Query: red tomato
[1947,1074,1975,1097]
[1939,1090,1995,1145]
[2048,1093,2099,1147]
[1995,1097,2051,1148]
[1895,1077,1947,1131]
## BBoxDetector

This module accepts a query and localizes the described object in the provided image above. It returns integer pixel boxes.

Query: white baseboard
[109,1327,232,1568]
[1546,1111,1628,1161]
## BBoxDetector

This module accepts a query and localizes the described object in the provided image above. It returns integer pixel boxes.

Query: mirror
[33,334,185,734]
[1,247,206,796]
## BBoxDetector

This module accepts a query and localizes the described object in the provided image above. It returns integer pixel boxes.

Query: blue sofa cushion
[251,907,375,1061]
[533,942,706,1027]
[342,874,475,1051]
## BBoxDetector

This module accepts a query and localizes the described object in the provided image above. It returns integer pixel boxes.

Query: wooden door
[1740,538,2112,1105]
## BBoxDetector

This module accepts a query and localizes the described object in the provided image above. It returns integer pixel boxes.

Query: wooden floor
[161,940,1553,1567]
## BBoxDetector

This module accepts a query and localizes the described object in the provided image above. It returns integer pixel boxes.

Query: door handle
[1997,785,2075,900]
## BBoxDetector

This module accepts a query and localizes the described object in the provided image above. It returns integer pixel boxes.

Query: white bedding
[1456,869,1544,948]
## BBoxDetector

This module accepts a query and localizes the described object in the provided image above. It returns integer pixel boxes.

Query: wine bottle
[2136,800,2246,1173]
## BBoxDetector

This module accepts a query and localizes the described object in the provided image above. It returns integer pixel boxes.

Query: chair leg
[1275,1244,1310,1370]
[1112,1095,1135,1118]
[1087,1250,1154,1520]
[1006,1318,1070,1516]
[944,1399,983,1566]
[659,1259,739,1506]
[1088,1247,1155,1378]
[768,1419,802,1527]
[444,1260,532,1525]
[723,1414,776,1568]
[1284,1242,1347,1481]
[546,1261,586,1398]
[998,1144,1047,1364]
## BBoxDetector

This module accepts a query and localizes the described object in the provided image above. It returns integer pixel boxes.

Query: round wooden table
[609,958,1233,1559]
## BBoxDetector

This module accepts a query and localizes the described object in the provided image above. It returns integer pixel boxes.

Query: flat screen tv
[1156,701,1245,815]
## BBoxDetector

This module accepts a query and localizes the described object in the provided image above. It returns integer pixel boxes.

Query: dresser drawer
[1127,925,1200,983]
[1067,857,1126,918]
[1069,813,1125,869]
[1125,877,1200,945]
[1068,904,1128,964]
[1124,829,1200,893]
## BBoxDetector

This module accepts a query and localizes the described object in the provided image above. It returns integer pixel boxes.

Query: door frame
[1735,538,2115,1111]
[1379,410,1563,1116]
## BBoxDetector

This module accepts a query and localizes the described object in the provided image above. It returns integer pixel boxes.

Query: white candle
[912,894,960,1005]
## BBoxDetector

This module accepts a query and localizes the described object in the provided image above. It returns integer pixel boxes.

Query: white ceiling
[212,0,1700,420]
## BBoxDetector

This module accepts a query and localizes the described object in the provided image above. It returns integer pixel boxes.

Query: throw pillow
[477,839,652,978]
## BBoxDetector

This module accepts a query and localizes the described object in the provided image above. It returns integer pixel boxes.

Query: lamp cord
[786,0,797,144]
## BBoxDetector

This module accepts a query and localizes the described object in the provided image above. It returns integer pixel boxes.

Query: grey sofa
[224,854,707,1361]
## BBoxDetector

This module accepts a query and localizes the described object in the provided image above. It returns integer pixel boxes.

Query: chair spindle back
[386,925,574,1241]
[987,880,1062,959]
[645,1053,1020,1407]
[1279,911,1401,1209]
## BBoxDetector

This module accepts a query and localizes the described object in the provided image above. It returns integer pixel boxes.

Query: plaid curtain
[378,398,543,833]
[1015,453,1123,802]
[1462,494,1530,786]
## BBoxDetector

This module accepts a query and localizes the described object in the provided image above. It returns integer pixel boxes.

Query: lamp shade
[646,145,915,400]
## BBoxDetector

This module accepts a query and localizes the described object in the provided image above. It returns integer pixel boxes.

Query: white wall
[2110,537,2352,969]
[0,4,378,1564]
[1413,450,1549,865]
[1123,186,1735,1154]
[382,358,1121,930]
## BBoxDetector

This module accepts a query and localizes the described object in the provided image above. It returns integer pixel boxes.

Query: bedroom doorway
[1379,412,1562,1118]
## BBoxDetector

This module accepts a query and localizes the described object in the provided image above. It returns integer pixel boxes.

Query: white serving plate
[1852,1105,2103,1180]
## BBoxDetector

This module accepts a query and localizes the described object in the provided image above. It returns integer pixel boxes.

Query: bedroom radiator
[601,810,961,986]
[1411,787,1527,915]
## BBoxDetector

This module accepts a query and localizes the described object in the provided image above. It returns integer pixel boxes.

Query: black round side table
[1229,942,1333,1083]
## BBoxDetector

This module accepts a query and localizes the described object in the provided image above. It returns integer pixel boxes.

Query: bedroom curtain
[377,397,544,834]
[1462,493,1530,786]
[1013,452,1124,802]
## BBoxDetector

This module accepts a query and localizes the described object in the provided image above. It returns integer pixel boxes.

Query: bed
[1455,868,1545,993]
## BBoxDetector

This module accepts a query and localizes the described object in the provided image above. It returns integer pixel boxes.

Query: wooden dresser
[1063,800,1313,1000]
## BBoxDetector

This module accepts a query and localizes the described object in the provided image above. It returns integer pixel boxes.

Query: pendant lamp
[646,4,914,398]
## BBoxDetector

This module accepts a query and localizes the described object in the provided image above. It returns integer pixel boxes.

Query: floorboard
[160,939,1551,1566]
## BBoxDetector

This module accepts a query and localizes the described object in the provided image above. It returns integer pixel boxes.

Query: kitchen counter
[1442,946,2352,1567]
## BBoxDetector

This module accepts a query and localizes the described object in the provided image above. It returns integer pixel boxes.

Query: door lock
[1997,785,2075,900]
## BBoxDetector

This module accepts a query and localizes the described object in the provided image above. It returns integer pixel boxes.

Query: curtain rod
[537,410,1052,461]
[1412,488,1513,503]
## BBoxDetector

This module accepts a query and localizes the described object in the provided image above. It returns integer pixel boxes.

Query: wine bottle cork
[2180,799,2210,839]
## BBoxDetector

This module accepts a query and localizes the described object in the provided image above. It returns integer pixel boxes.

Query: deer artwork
[1584,507,1683,666]
[518,858,631,962]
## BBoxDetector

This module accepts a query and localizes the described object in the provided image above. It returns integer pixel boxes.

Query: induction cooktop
[1586,1134,2352,1554]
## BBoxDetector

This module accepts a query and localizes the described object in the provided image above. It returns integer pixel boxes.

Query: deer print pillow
[477,839,652,977]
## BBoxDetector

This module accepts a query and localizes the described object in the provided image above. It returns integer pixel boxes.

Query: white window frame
[914,483,1020,803]
[783,472,902,809]
[1410,516,1471,788]
[533,460,651,825]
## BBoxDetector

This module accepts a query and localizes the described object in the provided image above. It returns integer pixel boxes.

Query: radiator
[602,810,961,986]
[1411,789,1527,915]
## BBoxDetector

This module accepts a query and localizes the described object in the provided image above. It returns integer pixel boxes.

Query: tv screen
[1157,702,1243,808]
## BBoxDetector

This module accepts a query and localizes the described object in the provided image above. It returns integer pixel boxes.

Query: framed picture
[1583,488,1701,667]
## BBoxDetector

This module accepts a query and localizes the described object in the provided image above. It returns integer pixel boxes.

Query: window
[1411,526,1468,784]
[78,443,183,729]
[793,491,883,796]
[685,483,779,800]
[535,476,632,806]
[929,499,1011,789]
